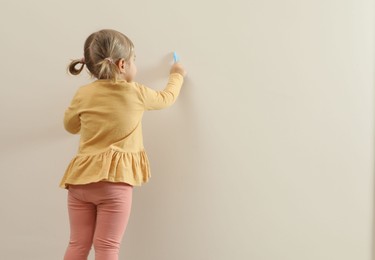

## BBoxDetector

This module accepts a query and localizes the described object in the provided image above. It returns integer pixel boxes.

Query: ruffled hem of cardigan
[59,147,151,189]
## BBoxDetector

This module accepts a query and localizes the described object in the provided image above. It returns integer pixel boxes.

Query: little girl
[60,29,186,260]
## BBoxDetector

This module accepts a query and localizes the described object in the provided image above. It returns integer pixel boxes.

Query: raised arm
[139,63,186,110]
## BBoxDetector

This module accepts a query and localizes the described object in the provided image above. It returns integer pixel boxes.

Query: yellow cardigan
[60,73,183,188]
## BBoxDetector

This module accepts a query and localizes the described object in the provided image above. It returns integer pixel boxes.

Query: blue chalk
[173,51,179,63]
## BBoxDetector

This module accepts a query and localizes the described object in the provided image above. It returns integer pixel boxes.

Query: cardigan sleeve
[64,91,81,134]
[137,73,184,110]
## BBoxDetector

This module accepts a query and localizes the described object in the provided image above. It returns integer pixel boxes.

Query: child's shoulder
[76,80,105,93]
[69,82,97,101]
[77,81,95,90]
[75,80,143,95]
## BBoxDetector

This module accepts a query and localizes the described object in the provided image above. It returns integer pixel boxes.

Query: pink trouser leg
[63,182,133,260]
[64,189,96,260]
[93,183,133,260]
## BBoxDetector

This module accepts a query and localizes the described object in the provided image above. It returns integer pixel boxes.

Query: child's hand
[170,63,187,77]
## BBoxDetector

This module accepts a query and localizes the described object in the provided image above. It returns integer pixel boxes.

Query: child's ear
[118,59,126,73]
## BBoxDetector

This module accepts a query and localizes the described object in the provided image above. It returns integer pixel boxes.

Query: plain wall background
[0,0,374,259]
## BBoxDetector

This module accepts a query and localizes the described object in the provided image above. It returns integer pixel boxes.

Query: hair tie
[80,57,85,64]
[104,57,115,64]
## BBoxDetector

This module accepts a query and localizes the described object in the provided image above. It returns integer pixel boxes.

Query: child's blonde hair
[68,29,134,80]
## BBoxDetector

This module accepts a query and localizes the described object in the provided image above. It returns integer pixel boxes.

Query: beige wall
[0,0,374,259]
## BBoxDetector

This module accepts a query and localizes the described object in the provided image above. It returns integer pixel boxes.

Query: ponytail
[97,58,120,80]
[67,58,85,75]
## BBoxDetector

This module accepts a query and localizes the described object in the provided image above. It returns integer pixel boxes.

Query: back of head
[68,29,134,80]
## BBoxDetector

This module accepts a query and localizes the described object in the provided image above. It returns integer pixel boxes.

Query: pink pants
[64,181,133,260]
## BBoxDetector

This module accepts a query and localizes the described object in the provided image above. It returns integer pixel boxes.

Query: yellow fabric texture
[60,73,183,188]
